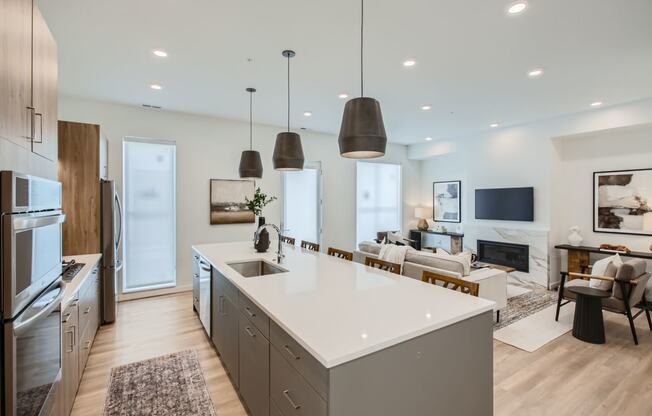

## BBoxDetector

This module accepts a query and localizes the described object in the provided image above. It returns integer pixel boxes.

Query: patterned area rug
[494,290,559,331]
[103,350,216,416]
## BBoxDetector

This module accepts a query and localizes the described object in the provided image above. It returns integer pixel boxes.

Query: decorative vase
[254,216,270,253]
[416,218,429,231]
[568,226,583,247]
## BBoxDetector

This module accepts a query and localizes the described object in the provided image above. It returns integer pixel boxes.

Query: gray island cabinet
[197,242,494,416]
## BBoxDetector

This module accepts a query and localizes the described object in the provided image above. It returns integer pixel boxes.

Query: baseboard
[118,284,192,302]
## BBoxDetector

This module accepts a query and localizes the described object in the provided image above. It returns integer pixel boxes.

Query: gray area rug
[103,350,216,416]
[494,290,559,331]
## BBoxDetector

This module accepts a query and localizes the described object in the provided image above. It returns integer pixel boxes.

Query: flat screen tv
[475,187,534,221]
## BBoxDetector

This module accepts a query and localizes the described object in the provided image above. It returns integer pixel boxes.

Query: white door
[282,162,323,245]
[122,137,177,293]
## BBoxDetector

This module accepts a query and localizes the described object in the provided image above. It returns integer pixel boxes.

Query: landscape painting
[210,179,255,225]
[594,169,652,236]
[433,180,461,223]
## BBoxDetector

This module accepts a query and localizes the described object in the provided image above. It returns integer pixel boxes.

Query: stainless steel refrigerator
[101,179,123,324]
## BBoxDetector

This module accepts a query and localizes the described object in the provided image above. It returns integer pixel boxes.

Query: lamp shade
[273,132,304,171]
[238,150,263,179]
[338,97,387,158]
[415,207,431,219]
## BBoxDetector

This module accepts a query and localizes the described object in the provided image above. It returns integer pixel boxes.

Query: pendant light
[273,50,305,171]
[338,0,387,158]
[239,87,263,179]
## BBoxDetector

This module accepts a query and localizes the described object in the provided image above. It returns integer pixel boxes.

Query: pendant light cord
[287,54,291,131]
[360,0,364,98]
[249,90,253,150]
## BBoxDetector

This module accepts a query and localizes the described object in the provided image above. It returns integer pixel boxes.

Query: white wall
[412,98,652,287]
[58,95,421,292]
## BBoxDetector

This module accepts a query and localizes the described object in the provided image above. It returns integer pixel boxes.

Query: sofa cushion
[358,241,381,255]
[589,254,622,291]
[613,260,648,299]
[404,250,471,276]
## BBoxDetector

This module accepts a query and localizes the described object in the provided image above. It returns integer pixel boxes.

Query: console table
[410,229,464,254]
[555,244,652,273]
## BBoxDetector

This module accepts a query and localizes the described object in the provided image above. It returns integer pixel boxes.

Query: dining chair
[301,240,320,252]
[280,235,295,245]
[421,270,479,297]
[327,247,353,261]
[365,257,401,275]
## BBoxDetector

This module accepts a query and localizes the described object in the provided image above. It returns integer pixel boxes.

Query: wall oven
[1,171,65,416]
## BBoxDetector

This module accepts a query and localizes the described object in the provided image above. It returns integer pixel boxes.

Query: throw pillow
[589,254,623,291]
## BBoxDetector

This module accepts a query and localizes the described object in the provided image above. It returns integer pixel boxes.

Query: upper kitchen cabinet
[0,0,33,150]
[0,0,58,161]
[31,4,58,161]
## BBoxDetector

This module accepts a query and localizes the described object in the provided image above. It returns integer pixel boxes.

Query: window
[282,162,323,245]
[123,138,176,292]
[356,162,402,244]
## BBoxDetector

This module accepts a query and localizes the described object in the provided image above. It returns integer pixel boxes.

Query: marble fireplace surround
[461,225,550,288]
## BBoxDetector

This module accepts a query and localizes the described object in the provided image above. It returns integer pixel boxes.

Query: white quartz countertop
[193,241,494,368]
[62,254,102,308]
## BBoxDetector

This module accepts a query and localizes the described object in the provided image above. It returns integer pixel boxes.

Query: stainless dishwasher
[198,256,212,335]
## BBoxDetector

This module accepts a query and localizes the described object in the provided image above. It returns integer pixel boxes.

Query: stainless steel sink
[227,260,287,278]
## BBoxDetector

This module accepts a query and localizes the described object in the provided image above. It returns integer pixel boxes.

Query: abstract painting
[433,180,461,223]
[210,179,255,225]
[594,169,652,236]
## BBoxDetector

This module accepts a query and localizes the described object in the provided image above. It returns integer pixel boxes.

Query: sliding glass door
[356,161,402,245]
[123,138,177,292]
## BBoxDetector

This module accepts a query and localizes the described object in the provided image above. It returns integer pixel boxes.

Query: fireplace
[477,240,529,272]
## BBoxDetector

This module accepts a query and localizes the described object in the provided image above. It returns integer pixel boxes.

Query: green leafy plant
[245,187,277,216]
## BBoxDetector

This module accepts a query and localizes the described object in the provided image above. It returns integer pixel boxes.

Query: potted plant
[245,187,277,252]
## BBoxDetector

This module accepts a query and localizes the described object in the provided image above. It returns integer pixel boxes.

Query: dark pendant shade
[238,150,263,179]
[338,97,387,159]
[273,132,304,171]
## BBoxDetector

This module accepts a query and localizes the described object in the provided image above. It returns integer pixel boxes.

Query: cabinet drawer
[78,317,97,379]
[271,345,327,416]
[215,268,238,303]
[238,291,269,339]
[79,268,100,336]
[239,314,270,416]
[270,321,328,400]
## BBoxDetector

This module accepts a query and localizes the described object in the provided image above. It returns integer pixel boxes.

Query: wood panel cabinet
[31,5,58,161]
[0,0,33,149]
[239,313,269,416]
[0,0,58,161]
[58,121,109,256]
[211,268,239,386]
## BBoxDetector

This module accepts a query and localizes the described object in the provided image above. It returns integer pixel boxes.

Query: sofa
[354,242,507,316]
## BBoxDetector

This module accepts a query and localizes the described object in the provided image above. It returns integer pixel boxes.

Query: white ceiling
[39,0,652,145]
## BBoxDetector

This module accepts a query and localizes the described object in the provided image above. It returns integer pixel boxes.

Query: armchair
[556,259,651,344]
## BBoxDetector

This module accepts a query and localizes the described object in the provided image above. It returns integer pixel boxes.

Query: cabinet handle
[282,390,301,410]
[33,113,43,143]
[84,306,91,314]
[70,300,79,307]
[62,312,72,323]
[219,296,225,314]
[244,306,256,318]
[84,340,92,349]
[65,329,75,353]
[193,273,199,278]
[283,345,300,361]
[244,326,256,338]
[193,255,199,260]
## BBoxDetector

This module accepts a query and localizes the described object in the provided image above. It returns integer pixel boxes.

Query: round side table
[568,286,611,344]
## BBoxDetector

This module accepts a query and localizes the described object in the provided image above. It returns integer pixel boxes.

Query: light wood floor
[73,292,652,416]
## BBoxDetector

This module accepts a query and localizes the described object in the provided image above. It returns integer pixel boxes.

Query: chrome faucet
[254,223,284,264]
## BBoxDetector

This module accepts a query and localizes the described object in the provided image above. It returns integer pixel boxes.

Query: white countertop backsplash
[193,241,494,368]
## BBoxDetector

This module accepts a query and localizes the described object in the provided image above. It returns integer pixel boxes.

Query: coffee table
[568,286,611,344]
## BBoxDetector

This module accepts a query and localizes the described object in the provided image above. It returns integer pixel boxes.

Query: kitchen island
[193,241,495,416]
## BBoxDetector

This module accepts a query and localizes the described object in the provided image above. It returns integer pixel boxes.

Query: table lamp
[415,207,431,231]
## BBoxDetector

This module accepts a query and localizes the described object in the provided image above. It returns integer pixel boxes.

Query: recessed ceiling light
[490,123,500,128]
[303,111,312,117]
[421,105,431,111]
[527,68,544,78]
[425,137,433,141]
[338,93,349,99]
[152,49,168,57]
[149,83,162,90]
[591,101,603,107]
[507,1,528,15]
[403,59,416,67]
